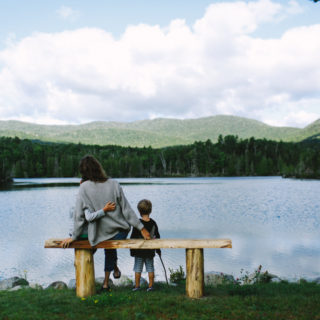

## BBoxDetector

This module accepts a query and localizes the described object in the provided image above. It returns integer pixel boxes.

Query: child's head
[137,199,152,216]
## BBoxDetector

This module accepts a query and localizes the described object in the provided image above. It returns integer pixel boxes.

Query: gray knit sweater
[72,179,144,246]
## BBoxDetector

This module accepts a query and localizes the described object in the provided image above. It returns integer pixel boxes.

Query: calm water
[0,177,319,286]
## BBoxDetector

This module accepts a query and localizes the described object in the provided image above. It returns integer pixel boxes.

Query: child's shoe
[146,287,154,292]
[132,287,141,292]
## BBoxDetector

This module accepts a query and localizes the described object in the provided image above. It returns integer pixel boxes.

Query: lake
[0,177,319,286]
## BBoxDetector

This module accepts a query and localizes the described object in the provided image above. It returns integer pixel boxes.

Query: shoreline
[1,271,320,292]
[1,175,320,189]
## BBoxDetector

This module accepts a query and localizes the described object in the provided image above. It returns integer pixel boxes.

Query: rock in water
[10,285,28,291]
[112,275,133,287]
[0,277,29,290]
[204,271,235,286]
[140,277,148,286]
[95,277,113,287]
[47,281,68,290]
[271,276,281,283]
[29,283,43,290]
[68,279,76,289]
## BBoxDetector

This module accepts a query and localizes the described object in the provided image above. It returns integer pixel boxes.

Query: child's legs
[135,272,141,288]
[148,272,155,288]
[145,258,155,287]
[133,257,144,287]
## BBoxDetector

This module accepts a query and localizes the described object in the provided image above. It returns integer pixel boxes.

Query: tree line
[0,135,319,183]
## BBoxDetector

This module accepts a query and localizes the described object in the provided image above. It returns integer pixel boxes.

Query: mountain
[300,119,320,141]
[0,115,319,148]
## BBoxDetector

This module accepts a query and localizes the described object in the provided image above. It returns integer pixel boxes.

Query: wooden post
[74,249,96,298]
[186,248,204,299]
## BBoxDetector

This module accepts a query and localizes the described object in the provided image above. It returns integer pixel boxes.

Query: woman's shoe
[113,269,121,279]
[99,286,112,293]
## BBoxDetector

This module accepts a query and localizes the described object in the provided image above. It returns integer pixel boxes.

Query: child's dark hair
[137,199,152,215]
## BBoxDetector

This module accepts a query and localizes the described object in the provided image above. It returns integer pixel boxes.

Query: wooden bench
[44,238,232,299]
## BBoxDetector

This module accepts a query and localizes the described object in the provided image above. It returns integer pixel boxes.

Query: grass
[0,282,320,320]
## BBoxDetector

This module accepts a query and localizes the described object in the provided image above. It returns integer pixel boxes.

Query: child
[130,199,161,292]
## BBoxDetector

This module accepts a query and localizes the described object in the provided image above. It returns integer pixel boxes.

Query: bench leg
[74,249,96,298]
[186,248,204,299]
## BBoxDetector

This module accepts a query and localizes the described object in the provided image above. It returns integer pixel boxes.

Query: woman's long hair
[79,155,108,182]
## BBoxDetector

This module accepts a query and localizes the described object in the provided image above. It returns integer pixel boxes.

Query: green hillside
[0,115,319,147]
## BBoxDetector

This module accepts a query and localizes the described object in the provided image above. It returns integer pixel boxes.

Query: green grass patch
[0,282,319,320]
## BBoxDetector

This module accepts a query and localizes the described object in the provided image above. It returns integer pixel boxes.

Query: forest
[0,135,319,184]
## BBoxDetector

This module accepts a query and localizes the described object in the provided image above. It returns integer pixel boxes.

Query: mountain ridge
[0,115,319,148]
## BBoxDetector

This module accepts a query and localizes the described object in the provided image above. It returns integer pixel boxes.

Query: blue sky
[0,0,318,44]
[0,0,319,127]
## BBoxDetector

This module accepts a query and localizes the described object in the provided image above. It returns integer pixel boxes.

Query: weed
[235,265,273,285]
[168,265,185,283]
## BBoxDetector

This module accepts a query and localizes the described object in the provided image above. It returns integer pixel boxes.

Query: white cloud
[0,0,319,127]
[56,6,80,22]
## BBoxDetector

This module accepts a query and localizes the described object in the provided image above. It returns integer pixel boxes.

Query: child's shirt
[130,218,160,258]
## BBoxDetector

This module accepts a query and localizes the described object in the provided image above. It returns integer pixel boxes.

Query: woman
[61,155,150,291]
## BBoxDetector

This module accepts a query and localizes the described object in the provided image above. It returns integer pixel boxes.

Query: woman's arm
[155,222,160,239]
[71,194,87,240]
[117,185,143,230]
[117,183,151,239]
[154,222,161,255]
[61,193,86,248]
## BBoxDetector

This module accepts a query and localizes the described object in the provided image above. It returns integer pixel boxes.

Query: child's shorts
[133,256,154,273]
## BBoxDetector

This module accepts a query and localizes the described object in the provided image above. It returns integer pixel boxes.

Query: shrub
[168,266,185,283]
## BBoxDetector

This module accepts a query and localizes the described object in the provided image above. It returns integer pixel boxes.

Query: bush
[168,265,185,284]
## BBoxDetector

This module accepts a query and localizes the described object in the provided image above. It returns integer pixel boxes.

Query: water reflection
[0,177,319,285]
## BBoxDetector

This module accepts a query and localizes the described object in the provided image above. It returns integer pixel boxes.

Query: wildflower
[81,298,86,301]
[94,299,99,304]
[109,294,112,297]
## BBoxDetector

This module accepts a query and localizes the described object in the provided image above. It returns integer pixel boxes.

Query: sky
[0,0,319,127]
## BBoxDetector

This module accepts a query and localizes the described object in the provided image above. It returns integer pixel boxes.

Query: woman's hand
[103,201,116,213]
[141,227,151,240]
[60,238,73,248]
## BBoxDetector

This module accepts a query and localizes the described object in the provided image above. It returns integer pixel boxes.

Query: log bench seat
[44,238,232,299]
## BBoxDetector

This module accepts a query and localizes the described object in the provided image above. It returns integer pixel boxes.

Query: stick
[158,254,169,285]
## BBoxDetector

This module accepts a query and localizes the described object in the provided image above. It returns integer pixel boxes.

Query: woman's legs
[103,249,117,288]
[103,231,128,288]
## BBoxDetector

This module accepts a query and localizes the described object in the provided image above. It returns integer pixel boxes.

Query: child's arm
[155,223,160,239]
[84,201,116,222]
